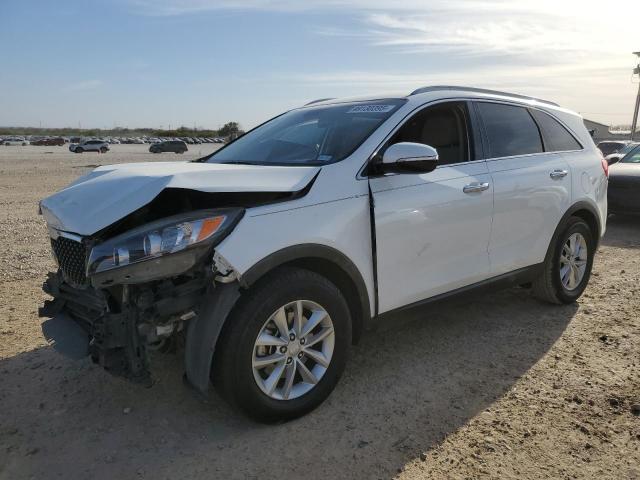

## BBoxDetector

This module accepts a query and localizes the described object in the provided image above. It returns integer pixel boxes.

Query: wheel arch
[184,244,371,393]
[239,244,372,345]
[545,201,602,264]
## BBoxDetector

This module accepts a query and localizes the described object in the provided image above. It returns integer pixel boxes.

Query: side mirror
[380,142,439,174]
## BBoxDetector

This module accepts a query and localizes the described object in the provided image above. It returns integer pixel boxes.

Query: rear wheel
[75,147,83,153]
[532,216,594,304]
[212,267,351,422]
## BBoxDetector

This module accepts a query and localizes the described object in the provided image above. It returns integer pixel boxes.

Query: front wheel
[75,147,83,153]
[532,216,595,304]
[100,147,108,153]
[212,267,351,422]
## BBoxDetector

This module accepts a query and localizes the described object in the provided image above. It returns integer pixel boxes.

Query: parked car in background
[69,139,110,153]
[39,86,607,422]
[597,140,631,157]
[3,136,29,146]
[149,140,188,154]
[604,142,639,165]
[608,144,640,215]
[32,137,65,146]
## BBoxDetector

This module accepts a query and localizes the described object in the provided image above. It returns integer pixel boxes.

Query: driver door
[369,101,494,313]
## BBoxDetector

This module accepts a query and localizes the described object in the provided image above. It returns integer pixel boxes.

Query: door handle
[549,169,568,179]
[463,182,490,193]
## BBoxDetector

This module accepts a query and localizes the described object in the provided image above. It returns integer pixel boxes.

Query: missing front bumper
[40,272,151,385]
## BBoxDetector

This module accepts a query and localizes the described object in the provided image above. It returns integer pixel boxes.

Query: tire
[212,267,351,422]
[532,216,595,304]
[75,147,83,153]
[100,147,107,153]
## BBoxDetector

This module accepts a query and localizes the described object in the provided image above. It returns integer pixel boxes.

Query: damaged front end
[39,208,244,387]
[37,160,320,389]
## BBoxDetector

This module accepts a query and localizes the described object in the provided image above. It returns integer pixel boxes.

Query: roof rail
[305,97,335,106]
[409,85,559,107]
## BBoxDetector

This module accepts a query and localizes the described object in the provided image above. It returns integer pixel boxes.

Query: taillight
[599,151,609,178]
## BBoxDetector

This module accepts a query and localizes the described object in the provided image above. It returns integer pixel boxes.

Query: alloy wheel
[559,232,588,290]
[252,300,335,400]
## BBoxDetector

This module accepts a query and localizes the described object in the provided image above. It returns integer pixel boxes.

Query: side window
[388,101,472,165]
[477,102,543,158]
[529,109,582,152]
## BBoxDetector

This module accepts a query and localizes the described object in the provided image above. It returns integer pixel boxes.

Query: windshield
[617,142,639,156]
[620,145,640,164]
[207,99,406,166]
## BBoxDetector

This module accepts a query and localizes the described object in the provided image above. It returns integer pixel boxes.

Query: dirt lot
[0,144,638,479]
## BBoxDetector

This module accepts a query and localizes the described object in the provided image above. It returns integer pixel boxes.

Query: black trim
[184,283,241,392]
[467,100,486,160]
[367,183,379,316]
[376,263,543,321]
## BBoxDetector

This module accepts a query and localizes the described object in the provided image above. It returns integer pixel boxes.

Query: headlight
[87,209,243,278]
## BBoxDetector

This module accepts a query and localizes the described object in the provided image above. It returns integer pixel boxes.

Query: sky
[1,0,639,130]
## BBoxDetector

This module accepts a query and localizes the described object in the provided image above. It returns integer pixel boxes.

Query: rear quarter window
[477,102,543,158]
[530,109,582,152]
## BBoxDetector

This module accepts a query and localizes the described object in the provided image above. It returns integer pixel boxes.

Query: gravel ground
[0,145,638,480]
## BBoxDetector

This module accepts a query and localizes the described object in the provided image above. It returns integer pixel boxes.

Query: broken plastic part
[212,251,239,284]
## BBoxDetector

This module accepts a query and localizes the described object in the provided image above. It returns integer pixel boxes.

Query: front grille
[51,236,88,286]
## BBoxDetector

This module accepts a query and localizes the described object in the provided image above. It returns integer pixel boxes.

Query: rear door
[475,101,573,275]
[370,101,494,313]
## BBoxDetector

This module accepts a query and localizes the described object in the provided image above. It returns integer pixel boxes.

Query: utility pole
[631,51,640,141]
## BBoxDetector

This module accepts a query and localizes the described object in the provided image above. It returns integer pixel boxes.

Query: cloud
[65,79,103,92]
[124,0,639,125]
[127,0,461,16]
[128,0,638,65]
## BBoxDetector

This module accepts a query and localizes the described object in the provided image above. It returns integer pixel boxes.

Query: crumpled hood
[40,161,320,236]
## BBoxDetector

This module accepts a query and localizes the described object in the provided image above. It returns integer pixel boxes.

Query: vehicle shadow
[0,288,576,480]
[601,214,640,249]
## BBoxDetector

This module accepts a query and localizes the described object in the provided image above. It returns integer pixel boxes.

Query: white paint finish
[216,189,376,312]
[39,162,320,235]
[564,149,608,237]
[370,161,493,313]
[487,152,572,275]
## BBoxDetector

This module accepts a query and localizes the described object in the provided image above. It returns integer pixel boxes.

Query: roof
[305,85,561,109]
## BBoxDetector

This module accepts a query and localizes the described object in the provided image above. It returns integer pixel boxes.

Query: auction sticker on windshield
[347,105,396,113]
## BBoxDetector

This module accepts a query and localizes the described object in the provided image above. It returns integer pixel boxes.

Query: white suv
[69,139,110,153]
[39,86,607,421]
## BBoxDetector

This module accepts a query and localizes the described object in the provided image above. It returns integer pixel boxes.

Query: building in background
[582,119,639,143]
